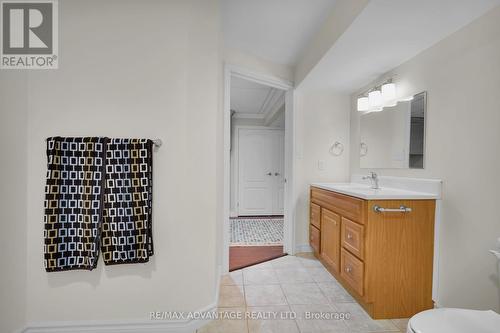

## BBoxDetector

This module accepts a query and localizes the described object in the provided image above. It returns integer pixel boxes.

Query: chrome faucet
[363,172,380,189]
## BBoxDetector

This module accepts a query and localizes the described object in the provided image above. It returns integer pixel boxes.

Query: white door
[238,128,284,216]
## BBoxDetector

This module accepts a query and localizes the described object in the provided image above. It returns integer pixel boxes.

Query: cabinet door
[320,208,341,273]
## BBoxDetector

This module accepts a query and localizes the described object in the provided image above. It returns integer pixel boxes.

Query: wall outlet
[318,160,325,171]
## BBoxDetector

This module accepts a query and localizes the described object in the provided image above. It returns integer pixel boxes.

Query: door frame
[234,126,285,216]
[222,64,295,273]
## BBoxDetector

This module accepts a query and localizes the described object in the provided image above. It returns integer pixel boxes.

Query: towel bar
[373,205,412,213]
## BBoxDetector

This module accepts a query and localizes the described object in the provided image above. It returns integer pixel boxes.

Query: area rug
[230,218,283,246]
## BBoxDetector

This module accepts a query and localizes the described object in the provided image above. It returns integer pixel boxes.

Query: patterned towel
[102,139,154,265]
[44,137,154,272]
[44,137,107,272]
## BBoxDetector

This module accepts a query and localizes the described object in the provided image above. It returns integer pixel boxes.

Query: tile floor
[197,253,409,333]
[230,217,284,246]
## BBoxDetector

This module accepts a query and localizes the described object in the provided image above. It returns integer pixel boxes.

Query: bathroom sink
[310,182,437,200]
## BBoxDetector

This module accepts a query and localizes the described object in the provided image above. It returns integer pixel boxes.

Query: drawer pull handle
[373,205,412,213]
[347,233,353,240]
[345,267,352,273]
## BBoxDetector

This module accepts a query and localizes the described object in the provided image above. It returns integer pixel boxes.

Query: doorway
[223,66,294,272]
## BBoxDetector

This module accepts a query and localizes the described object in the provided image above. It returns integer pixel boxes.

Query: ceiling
[298,0,500,92]
[230,76,285,119]
[221,0,337,66]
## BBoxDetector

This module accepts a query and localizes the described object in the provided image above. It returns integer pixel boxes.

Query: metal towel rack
[373,205,412,213]
[152,139,162,148]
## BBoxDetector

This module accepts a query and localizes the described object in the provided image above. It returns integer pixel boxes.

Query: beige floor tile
[270,255,302,269]
[291,304,349,333]
[297,256,324,268]
[244,268,279,285]
[245,284,287,306]
[295,252,316,259]
[391,318,409,331]
[218,285,246,307]
[281,283,329,305]
[244,261,273,272]
[308,267,337,283]
[221,270,243,286]
[333,302,399,332]
[247,305,299,333]
[197,307,248,333]
[317,281,355,303]
[275,268,314,284]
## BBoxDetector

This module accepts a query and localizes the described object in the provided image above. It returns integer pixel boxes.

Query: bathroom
[1,1,500,333]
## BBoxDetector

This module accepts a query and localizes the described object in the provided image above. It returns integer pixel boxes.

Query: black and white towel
[101,138,154,265]
[44,137,107,272]
[43,137,154,272]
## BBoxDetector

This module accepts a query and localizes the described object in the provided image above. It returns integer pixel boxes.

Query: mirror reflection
[360,91,426,169]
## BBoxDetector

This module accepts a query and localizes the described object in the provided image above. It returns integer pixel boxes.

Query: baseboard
[295,244,313,253]
[21,267,223,333]
[21,309,215,333]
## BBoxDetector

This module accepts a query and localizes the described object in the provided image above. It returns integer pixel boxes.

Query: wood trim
[311,187,367,224]
[229,246,285,271]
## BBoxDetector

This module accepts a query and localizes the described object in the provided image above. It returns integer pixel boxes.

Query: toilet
[407,307,500,333]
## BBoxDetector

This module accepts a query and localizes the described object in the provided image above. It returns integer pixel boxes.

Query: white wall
[17,0,220,326]
[294,90,351,250]
[224,47,294,83]
[0,73,28,333]
[350,6,500,311]
[294,0,369,85]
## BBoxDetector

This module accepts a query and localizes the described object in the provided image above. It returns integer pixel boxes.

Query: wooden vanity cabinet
[309,186,435,319]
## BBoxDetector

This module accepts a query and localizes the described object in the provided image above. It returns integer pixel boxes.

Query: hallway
[229,216,285,270]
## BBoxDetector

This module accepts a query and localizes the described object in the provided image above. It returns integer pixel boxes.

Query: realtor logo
[1,0,58,69]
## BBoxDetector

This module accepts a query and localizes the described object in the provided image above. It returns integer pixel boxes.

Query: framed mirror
[360,91,426,169]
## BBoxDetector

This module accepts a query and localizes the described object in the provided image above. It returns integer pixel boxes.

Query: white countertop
[311,182,439,200]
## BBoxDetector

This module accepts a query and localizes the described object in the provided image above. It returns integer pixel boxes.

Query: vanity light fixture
[357,96,369,112]
[368,90,383,110]
[357,79,410,112]
[381,82,397,107]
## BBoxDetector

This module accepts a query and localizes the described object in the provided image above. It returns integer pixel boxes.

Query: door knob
[267,172,272,176]
[274,172,280,176]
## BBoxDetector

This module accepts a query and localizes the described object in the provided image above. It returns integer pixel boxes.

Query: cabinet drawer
[310,203,321,229]
[341,217,364,260]
[310,225,320,255]
[341,248,364,296]
[311,187,366,224]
